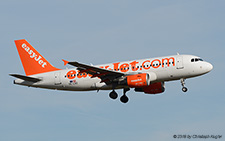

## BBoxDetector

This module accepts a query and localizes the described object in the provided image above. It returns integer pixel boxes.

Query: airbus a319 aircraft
[10,39,213,103]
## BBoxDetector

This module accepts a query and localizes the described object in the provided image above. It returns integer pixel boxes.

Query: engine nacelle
[125,73,150,88]
[135,82,165,94]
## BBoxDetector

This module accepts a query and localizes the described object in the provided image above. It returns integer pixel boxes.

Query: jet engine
[125,73,150,87]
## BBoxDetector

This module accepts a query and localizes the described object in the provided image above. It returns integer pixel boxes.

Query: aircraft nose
[206,62,213,72]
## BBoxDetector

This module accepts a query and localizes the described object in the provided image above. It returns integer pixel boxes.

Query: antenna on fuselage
[177,52,180,55]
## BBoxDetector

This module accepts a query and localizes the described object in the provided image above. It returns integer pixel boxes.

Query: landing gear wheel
[120,95,129,103]
[182,87,188,92]
[109,90,118,99]
[120,88,130,103]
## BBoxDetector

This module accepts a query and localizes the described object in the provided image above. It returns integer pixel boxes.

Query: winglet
[62,59,69,66]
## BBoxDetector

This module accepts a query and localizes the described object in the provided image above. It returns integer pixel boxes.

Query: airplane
[10,39,213,103]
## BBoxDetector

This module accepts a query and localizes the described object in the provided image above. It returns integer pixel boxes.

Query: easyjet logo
[22,43,47,68]
[66,70,91,79]
[66,57,175,80]
[131,79,142,82]
[100,57,175,72]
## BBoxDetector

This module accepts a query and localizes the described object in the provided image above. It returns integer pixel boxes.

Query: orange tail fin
[14,39,60,76]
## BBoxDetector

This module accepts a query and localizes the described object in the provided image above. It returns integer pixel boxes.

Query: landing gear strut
[181,78,188,92]
[120,88,130,103]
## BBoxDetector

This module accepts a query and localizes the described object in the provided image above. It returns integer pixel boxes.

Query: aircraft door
[54,72,62,85]
[176,56,184,69]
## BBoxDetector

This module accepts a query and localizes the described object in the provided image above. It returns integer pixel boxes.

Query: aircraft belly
[62,77,101,91]
[155,67,185,81]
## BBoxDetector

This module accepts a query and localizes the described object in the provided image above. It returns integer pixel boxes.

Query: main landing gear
[120,88,130,103]
[109,88,130,103]
[180,78,188,92]
[109,90,118,99]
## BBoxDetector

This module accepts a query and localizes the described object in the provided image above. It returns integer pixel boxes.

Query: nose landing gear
[181,78,188,92]
[182,87,188,92]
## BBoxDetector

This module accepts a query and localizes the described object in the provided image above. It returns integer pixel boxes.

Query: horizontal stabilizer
[9,74,41,82]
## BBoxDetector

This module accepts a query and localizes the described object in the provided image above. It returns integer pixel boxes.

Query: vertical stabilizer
[14,39,60,76]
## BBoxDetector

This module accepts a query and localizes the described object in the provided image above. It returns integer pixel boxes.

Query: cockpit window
[191,58,204,62]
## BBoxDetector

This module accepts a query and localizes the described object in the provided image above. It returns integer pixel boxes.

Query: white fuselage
[14,55,213,91]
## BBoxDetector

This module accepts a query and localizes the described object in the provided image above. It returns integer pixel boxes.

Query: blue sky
[1,0,225,140]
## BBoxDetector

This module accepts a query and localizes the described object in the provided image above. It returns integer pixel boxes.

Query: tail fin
[14,39,60,76]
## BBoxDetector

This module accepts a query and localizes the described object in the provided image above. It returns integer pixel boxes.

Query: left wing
[64,60,124,84]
